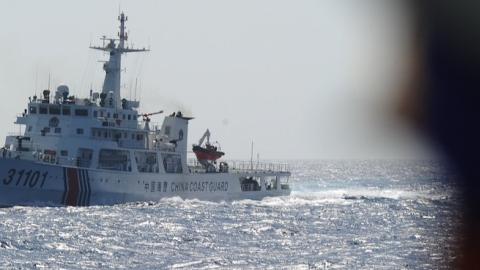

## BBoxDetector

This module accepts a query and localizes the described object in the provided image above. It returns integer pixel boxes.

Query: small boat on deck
[192,129,224,161]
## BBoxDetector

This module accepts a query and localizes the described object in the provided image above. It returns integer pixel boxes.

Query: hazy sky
[0,0,432,159]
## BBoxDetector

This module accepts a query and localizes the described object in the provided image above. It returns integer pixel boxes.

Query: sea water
[0,160,460,269]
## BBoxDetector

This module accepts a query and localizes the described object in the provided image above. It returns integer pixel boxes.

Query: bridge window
[54,128,61,133]
[113,132,121,141]
[29,106,37,114]
[161,153,182,173]
[76,128,84,135]
[135,151,159,173]
[49,105,60,115]
[75,109,88,116]
[93,111,98,117]
[62,106,71,115]
[77,148,93,168]
[39,106,48,114]
[128,114,131,120]
[240,177,261,191]
[98,149,131,171]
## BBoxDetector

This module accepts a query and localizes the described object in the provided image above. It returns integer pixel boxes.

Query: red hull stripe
[65,168,79,206]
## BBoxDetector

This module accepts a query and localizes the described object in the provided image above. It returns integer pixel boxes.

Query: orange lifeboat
[192,143,224,161]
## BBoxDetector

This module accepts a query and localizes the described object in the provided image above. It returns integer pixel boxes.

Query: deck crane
[139,110,163,131]
[198,129,211,146]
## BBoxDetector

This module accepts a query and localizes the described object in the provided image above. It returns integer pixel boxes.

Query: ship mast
[90,12,148,109]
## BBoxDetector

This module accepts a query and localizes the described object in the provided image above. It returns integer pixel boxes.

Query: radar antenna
[90,12,149,108]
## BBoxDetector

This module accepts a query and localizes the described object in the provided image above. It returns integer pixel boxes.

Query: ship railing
[187,159,289,174]
[137,122,163,131]
[41,156,93,168]
[187,159,205,172]
[149,122,163,131]
[228,161,290,174]
[0,148,92,168]
[6,132,24,137]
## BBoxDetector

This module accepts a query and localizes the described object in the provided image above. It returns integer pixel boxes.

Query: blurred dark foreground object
[401,1,480,268]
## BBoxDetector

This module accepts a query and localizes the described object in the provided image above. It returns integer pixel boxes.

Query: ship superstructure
[0,13,291,206]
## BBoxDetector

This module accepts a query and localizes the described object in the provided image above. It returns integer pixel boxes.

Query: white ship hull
[0,158,290,207]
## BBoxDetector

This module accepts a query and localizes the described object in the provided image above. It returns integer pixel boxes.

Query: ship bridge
[5,12,191,176]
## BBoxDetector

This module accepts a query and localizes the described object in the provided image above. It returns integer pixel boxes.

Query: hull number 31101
[2,169,48,188]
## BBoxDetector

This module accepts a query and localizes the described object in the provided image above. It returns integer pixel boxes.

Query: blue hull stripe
[79,169,87,206]
[76,169,80,206]
[82,170,87,206]
[86,170,91,206]
[61,167,67,205]
[83,170,89,206]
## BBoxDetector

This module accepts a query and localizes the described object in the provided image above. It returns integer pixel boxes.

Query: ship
[0,13,291,206]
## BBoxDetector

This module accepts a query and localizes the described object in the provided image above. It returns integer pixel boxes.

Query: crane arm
[139,110,163,117]
[198,129,210,146]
